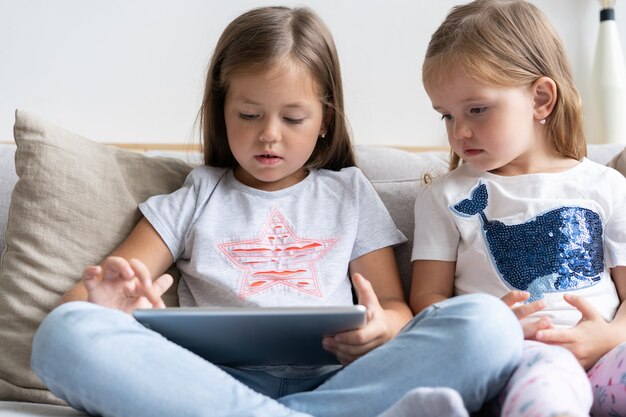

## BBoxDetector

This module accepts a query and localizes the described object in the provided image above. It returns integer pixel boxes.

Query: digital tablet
[132,305,367,366]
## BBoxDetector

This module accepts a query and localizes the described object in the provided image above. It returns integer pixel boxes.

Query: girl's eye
[440,114,452,121]
[239,113,258,120]
[284,117,304,125]
[470,107,487,114]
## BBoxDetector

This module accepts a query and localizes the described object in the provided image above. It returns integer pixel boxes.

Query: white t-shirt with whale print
[412,158,626,327]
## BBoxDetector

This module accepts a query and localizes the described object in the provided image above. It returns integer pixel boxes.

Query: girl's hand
[322,273,391,365]
[501,290,552,339]
[82,256,173,314]
[535,294,615,370]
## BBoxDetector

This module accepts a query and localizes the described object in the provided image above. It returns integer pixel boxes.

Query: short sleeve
[139,167,225,259]
[411,183,460,262]
[351,169,407,260]
[604,170,626,267]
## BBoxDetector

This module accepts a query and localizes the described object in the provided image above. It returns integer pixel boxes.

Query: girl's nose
[452,119,471,140]
[259,117,281,143]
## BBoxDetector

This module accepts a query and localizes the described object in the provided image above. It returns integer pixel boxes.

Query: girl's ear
[532,76,557,120]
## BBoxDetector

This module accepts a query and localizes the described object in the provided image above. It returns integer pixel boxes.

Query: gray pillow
[607,145,626,177]
[356,145,449,295]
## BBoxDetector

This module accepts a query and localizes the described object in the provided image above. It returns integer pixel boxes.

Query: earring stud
[320,132,326,138]
[539,119,546,125]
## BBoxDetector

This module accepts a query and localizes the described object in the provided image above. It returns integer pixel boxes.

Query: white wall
[0,0,616,147]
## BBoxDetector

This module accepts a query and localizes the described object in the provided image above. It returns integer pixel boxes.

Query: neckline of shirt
[225,168,316,197]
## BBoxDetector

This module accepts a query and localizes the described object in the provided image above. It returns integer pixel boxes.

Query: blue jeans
[31,294,522,417]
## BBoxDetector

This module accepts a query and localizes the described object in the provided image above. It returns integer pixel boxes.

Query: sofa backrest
[355,145,448,295]
[1,142,624,299]
[0,144,18,259]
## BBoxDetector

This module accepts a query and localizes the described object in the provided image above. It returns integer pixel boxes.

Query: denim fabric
[31,293,522,417]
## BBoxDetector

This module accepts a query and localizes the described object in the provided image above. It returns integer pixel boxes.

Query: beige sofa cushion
[0,110,192,404]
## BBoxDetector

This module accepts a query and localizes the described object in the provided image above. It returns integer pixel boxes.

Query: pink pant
[588,342,626,417]
[498,340,591,417]
[496,340,626,417]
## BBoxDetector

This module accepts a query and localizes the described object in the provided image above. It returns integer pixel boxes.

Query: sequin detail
[451,182,603,301]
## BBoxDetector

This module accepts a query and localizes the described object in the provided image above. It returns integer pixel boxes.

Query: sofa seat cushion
[0,400,86,416]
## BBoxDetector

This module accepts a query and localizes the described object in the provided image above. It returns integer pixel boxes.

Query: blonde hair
[422,0,586,170]
[199,6,355,170]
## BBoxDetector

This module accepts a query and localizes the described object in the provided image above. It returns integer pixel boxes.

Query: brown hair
[199,6,355,170]
[422,0,586,170]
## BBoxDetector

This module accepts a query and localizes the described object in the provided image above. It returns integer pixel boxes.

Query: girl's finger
[82,265,101,281]
[352,274,380,311]
[130,258,165,308]
[513,299,546,319]
[153,274,174,296]
[535,328,575,344]
[333,323,378,346]
[523,316,552,339]
[82,266,102,292]
[101,257,134,281]
[501,290,529,307]
[331,336,384,364]
[562,294,602,322]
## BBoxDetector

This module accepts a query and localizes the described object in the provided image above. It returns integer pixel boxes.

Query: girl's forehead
[426,64,514,97]
[227,61,322,96]
[230,57,308,80]
[425,67,472,91]
[224,62,325,106]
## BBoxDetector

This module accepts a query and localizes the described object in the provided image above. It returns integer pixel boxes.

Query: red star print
[218,209,336,299]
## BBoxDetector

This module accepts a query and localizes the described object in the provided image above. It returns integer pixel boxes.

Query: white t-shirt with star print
[139,165,406,310]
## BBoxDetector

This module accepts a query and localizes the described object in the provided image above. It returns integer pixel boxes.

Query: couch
[1,110,625,416]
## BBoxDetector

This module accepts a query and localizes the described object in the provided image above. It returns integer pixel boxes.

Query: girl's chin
[465,160,502,173]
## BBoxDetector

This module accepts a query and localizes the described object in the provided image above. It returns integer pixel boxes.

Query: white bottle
[588,0,626,144]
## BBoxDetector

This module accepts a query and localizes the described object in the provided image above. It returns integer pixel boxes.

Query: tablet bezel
[132,305,367,366]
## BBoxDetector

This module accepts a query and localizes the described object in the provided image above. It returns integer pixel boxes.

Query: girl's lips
[464,149,483,157]
[255,154,282,165]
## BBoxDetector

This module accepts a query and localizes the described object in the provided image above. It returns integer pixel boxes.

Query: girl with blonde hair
[413,1,626,416]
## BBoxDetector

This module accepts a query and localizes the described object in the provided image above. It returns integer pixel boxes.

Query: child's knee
[453,293,523,344]
[31,301,111,376]
[522,340,580,367]
[518,341,589,385]
[443,294,523,386]
[417,293,523,372]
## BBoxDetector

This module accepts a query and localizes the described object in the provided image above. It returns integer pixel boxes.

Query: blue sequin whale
[451,183,603,301]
